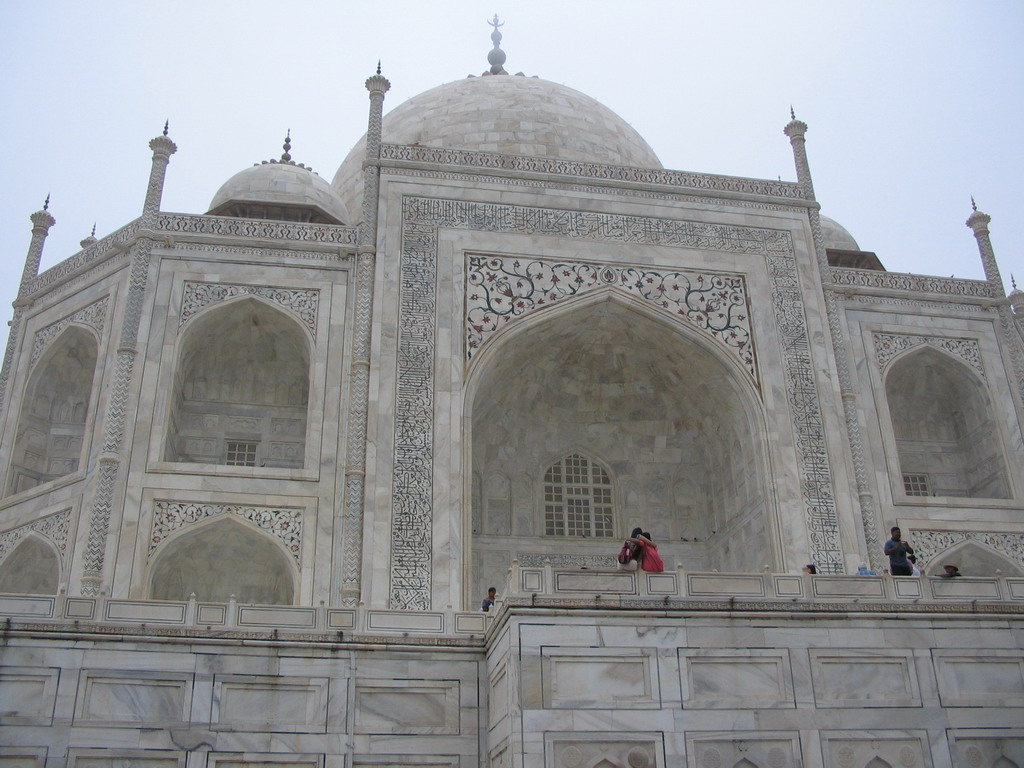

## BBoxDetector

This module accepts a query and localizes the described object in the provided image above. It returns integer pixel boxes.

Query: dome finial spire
[971,195,978,211]
[43,193,50,211]
[282,129,292,162]
[486,14,508,75]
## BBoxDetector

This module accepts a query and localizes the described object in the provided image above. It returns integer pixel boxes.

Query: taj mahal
[0,19,1022,768]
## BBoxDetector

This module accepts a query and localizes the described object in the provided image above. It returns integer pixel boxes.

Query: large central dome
[332,73,662,222]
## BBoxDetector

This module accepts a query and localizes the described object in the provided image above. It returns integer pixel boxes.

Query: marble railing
[504,563,1024,611]
[1,569,1021,640]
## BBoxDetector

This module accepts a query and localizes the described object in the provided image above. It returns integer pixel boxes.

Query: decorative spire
[486,14,508,75]
[163,120,169,136]
[971,195,977,211]
[80,222,98,249]
[43,193,50,211]
[376,60,381,75]
[281,129,292,162]
[790,105,795,120]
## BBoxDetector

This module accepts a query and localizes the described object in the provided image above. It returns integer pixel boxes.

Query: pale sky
[1,0,1021,323]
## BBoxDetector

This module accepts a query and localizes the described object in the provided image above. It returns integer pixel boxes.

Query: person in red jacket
[627,528,665,572]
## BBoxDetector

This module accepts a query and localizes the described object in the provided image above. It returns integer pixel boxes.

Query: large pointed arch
[6,325,98,496]
[885,345,1009,499]
[465,287,775,600]
[164,296,311,468]
[148,515,297,604]
[924,539,1024,577]
[0,534,60,594]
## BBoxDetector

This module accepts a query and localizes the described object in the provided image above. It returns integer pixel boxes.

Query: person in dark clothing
[884,526,914,576]
[481,586,497,611]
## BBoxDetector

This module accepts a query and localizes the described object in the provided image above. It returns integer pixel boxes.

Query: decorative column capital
[783,118,808,140]
[149,133,177,160]
[365,73,391,96]
[29,208,56,232]
[966,208,991,235]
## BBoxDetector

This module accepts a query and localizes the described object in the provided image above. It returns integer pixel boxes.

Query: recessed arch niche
[164,297,311,468]
[6,325,97,496]
[467,291,773,596]
[924,539,1023,577]
[885,347,1009,499]
[0,535,60,594]
[149,516,296,604]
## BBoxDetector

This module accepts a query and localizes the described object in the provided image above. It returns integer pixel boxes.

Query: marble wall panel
[809,649,921,708]
[0,596,55,618]
[553,571,637,595]
[207,754,322,768]
[933,650,1024,707]
[0,666,59,725]
[354,679,460,734]
[489,660,510,731]
[73,669,192,726]
[351,759,458,768]
[540,647,660,709]
[948,729,1024,767]
[544,732,662,768]
[819,731,931,768]
[66,750,184,768]
[680,649,794,709]
[0,748,46,768]
[685,732,799,768]
[686,574,766,597]
[211,674,330,733]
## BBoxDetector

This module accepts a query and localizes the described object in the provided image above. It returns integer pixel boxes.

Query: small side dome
[820,214,860,251]
[208,133,348,225]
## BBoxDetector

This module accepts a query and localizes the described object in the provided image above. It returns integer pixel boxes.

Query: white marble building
[1,23,1023,768]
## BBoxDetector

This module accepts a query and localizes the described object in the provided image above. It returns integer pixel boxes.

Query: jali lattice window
[226,441,258,467]
[544,454,613,537]
[902,473,930,496]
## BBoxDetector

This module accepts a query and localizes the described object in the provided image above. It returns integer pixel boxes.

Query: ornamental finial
[163,120,169,136]
[91,222,96,237]
[43,193,50,211]
[282,129,292,162]
[376,60,381,75]
[1012,274,1018,291]
[486,14,508,75]
[790,105,795,120]
[971,195,977,211]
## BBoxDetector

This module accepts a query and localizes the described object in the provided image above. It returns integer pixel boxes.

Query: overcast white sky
[1,0,1021,321]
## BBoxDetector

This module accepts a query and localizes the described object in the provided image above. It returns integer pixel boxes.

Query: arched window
[149,517,295,604]
[165,298,310,468]
[0,536,60,594]
[886,347,1008,499]
[543,453,613,537]
[7,326,97,496]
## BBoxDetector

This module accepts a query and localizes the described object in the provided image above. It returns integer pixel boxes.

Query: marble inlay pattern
[157,212,357,245]
[382,142,806,199]
[394,196,842,605]
[517,553,617,569]
[912,529,1024,572]
[0,509,71,565]
[179,282,319,338]
[766,252,841,571]
[872,333,985,378]
[30,297,109,368]
[28,219,141,297]
[829,268,997,298]
[466,256,756,381]
[150,501,302,564]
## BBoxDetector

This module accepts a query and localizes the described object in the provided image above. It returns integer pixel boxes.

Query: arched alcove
[924,539,1024,577]
[0,536,60,594]
[149,517,296,604]
[468,291,772,596]
[6,326,97,496]
[164,298,311,468]
[886,347,1009,499]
